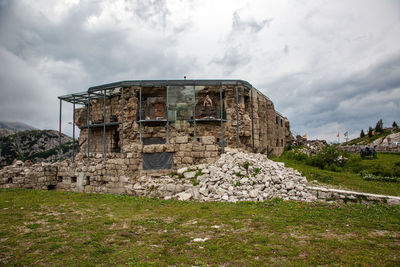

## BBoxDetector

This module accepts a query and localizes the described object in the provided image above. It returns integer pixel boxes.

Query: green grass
[0,189,399,266]
[273,152,400,196]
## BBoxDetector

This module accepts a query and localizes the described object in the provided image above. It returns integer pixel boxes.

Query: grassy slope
[0,189,399,266]
[273,152,400,196]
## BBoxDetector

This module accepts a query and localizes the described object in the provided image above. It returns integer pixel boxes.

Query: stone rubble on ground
[135,148,316,202]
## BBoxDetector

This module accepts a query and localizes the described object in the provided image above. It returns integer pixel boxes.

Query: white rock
[240,177,249,184]
[184,171,196,179]
[249,189,259,198]
[178,192,192,201]
[193,237,209,242]
[177,167,188,174]
[286,181,294,190]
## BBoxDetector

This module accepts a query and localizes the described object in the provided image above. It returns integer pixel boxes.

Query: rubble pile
[135,148,316,202]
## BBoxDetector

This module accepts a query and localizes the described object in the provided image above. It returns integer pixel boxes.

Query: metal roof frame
[58,79,284,117]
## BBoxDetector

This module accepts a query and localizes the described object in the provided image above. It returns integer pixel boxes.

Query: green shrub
[241,161,250,170]
[306,146,347,170]
[285,150,308,162]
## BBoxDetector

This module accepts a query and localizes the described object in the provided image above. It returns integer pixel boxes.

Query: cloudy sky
[0,0,399,141]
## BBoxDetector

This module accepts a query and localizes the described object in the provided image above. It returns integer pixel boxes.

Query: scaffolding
[58,79,282,163]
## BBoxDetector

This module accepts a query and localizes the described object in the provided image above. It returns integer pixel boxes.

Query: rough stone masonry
[1,148,399,205]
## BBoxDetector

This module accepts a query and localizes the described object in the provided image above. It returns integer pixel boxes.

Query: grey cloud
[0,0,198,131]
[125,0,170,29]
[232,11,272,33]
[283,45,289,55]
[211,47,251,74]
[261,53,400,140]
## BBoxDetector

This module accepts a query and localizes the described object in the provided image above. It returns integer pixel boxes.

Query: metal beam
[251,87,255,153]
[120,87,124,153]
[220,84,224,154]
[139,87,142,144]
[59,99,62,162]
[72,96,75,162]
[87,92,91,164]
[193,85,196,141]
[103,89,106,162]
[235,84,239,148]
[166,86,169,143]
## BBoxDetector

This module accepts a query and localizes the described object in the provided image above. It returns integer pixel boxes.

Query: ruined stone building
[0,80,291,195]
[59,80,290,168]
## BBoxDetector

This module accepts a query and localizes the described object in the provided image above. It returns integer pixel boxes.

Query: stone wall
[1,150,399,205]
[0,160,58,190]
[75,84,290,166]
[308,187,400,205]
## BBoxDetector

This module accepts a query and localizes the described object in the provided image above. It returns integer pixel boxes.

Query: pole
[235,85,239,148]
[220,84,224,153]
[87,93,90,164]
[139,87,142,144]
[103,89,106,162]
[72,96,75,162]
[120,87,124,153]
[193,85,196,140]
[59,98,62,162]
[251,87,254,153]
[166,86,169,143]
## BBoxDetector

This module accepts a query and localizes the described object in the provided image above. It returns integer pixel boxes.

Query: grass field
[0,189,399,266]
[272,151,400,196]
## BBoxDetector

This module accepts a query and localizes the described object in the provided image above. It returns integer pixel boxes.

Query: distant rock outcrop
[0,130,77,167]
[0,128,15,137]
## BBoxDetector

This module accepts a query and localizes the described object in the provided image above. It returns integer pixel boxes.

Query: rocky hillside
[0,128,15,137]
[0,130,77,167]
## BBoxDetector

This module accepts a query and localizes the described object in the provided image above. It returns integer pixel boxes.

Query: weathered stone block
[182,157,193,164]
[176,136,188,144]
[201,136,215,145]
[143,145,155,153]
[206,145,217,151]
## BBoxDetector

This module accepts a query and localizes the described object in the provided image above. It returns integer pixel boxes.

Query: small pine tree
[393,121,398,129]
[368,127,373,138]
[360,129,365,138]
[375,119,383,133]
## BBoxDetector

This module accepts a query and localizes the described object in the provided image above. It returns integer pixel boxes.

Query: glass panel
[138,87,167,143]
[140,87,167,121]
[195,86,222,120]
[167,86,195,122]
